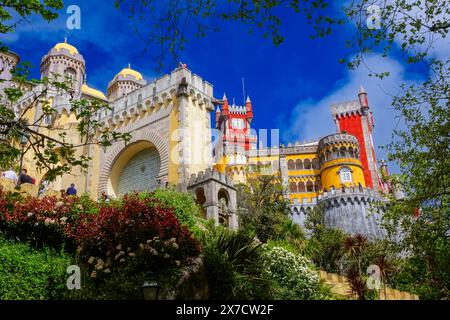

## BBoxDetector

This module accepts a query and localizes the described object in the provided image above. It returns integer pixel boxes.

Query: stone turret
[187,167,238,229]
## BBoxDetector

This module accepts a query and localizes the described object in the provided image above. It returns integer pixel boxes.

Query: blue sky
[3,0,444,172]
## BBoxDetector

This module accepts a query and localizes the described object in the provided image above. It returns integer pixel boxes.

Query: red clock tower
[215,94,257,164]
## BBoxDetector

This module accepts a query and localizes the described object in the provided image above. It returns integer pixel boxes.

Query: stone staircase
[319,270,419,300]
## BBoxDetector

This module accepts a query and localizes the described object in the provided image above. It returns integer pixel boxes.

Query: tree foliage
[236,175,300,243]
[0,2,130,180]
[381,59,450,299]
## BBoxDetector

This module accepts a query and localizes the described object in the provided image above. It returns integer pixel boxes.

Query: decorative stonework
[187,168,238,229]
[98,129,169,196]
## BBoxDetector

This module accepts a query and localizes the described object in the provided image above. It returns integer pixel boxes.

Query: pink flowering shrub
[0,188,95,250]
[67,193,200,278]
[0,187,200,279]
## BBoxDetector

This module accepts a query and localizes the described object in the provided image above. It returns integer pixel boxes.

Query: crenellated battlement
[318,133,359,151]
[228,105,246,114]
[318,187,383,204]
[188,167,235,188]
[95,66,214,128]
[330,100,361,118]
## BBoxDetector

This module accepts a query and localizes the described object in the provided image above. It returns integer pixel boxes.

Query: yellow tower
[318,133,366,190]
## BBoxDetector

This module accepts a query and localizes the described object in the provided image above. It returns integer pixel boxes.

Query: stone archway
[218,188,230,227]
[98,130,168,197]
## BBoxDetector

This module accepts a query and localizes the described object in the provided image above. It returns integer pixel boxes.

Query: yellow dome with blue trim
[53,39,79,55]
[115,64,143,81]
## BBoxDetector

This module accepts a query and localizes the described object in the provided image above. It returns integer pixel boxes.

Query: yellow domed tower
[40,38,85,97]
[318,133,366,190]
[107,64,147,101]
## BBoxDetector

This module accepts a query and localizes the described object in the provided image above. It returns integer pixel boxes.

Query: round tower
[318,133,366,191]
[40,39,85,97]
[107,64,147,101]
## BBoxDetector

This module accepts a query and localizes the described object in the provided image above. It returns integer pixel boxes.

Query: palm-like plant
[344,234,367,275]
[374,255,393,300]
[346,265,367,300]
[214,229,262,268]
[201,225,269,299]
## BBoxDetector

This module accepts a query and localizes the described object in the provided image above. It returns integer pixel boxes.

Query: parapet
[318,133,359,151]
[188,167,235,188]
[330,100,361,118]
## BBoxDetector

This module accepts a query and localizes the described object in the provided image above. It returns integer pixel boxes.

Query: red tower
[330,86,381,191]
[215,94,257,162]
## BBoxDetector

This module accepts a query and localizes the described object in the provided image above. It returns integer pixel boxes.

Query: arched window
[304,159,311,170]
[295,159,303,170]
[306,181,314,192]
[339,167,353,183]
[218,189,230,227]
[325,150,332,161]
[298,182,306,193]
[348,147,354,158]
[195,188,207,218]
[312,158,320,170]
[339,147,347,158]
[64,67,77,84]
[287,159,295,170]
[332,147,339,159]
[290,182,298,193]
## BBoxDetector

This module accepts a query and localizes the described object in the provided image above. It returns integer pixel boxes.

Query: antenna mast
[242,77,246,105]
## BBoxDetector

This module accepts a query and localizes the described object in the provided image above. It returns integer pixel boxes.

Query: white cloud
[283,54,423,172]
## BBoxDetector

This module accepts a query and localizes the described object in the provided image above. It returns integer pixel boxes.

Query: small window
[64,68,76,83]
[339,167,353,183]
[43,115,53,126]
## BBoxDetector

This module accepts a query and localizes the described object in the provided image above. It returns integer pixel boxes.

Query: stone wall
[319,188,386,239]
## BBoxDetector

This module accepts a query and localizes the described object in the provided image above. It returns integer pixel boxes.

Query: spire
[358,84,369,109]
[215,105,221,128]
[64,37,67,43]
[246,95,253,123]
[222,92,229,118]
[359,85,367,94]
[128,62,131,69]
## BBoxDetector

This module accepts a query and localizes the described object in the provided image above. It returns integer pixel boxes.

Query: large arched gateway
[117,147,160,196]
[106,140,161,197]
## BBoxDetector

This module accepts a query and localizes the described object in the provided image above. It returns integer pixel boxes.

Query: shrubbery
[260,245,328,300]
[0,237,72,299]
[0,186,201,299]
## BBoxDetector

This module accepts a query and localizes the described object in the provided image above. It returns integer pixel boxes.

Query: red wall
[337,114,373,188]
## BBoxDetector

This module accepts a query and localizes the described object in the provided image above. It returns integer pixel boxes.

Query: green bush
[309,227,347,273]
[201,224,274,299]
[0,237,73,299]
[260,245,328,300]
[144,188,201,230]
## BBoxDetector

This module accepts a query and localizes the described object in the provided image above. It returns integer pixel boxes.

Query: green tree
[381,60,450,299]
[0,1,130,180]
[236,175,302,243]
